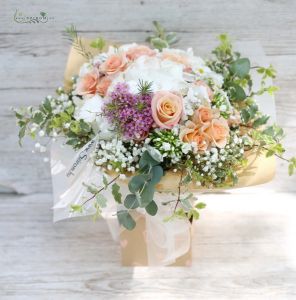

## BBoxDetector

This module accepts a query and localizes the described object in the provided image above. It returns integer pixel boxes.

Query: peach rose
[76,71,99,96]
[195,80,214,101]
[126,45,155,61]
[96,76,111,96]
[99,53,128,75]
[179,121,209,152]
[151,91,183,129]
[201,118,230,148]
[192,106,219,126]
[162,52,189,66]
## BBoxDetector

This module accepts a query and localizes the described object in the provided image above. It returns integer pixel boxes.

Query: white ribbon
[51,137,191,266]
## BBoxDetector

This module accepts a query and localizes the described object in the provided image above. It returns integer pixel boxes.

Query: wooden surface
[1,0,296,298]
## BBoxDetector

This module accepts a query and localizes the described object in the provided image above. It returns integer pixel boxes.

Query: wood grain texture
[1,0,296,298]
[1,192,296,299]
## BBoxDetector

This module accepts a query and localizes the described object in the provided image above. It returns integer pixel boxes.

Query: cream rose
[75,71,99,96]
[99,53,128,75]
[151,91,183,129]
[126,45,155,61]
[201,118,230,148]
[192,106,219,126]
[96,76,111,96]
[162,52,189,66]
[179,121,209,152]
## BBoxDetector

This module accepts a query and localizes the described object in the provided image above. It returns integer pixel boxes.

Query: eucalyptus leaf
[145,200,158,216]
[229,83,246,101]
[124,194,140,209]
[128,175,147,193]
[96,194,107,208]
[140,183,155,207]
[139,150,159,170]
[117,210,136,230]
[230,58,250,78]
[150,165,164,185]
[112,183,122,204]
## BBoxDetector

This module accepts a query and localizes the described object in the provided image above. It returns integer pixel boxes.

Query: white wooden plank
[1,192,296,298]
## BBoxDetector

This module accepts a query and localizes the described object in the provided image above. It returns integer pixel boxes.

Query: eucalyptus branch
[82,174,120,206]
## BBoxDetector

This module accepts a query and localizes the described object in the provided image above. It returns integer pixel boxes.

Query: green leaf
[117,210,136,230]
[288,163,294,176]
[128,175,147,193]
[230,58,250,78]
[182,173,192,185]
[153,21,165,36]
[146,147,163,163]
[150,37,169,51]
[253,115,270,128]
[139,150,159,170]
[96,194,107,208]
[145,200,158,216]
[42,98,52,113]
[90,37,106,51]
[102,175,108,189]
[124,194,140,209]
[181,195,193,210]
[229,83,246,101]
[18,126,26,146]
[112,183,122,204]
[83,183,99,194]
[188,209,200,220]
[195,202,206,209]
[165,32,178,45]
[32,112,45,124]
[140,183,155,207]
[70,204,83,213]
[150,165,163,185]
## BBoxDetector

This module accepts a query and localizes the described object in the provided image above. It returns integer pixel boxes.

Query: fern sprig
[137,79,153,95]
[64,24,93,60]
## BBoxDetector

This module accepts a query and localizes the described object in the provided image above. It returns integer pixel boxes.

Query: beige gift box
[63,40,275,266]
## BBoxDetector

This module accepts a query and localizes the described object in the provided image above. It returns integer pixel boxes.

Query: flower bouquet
[15,22,295,266]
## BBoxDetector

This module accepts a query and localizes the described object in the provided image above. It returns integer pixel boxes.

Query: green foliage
[116,150,164,227]
[288,157,296,176]
[117,210,136,230]
[229,58,250,79]
[146,21,179,51]
[253,115,270,129]
[64,24,93,59]
[137,79,153,95]
[90,37,106,51]
[145,200,158,216]
[70,204,83,213]
[14,88,95,150]
[96,194,107,208]
[208,33,278,124]
[124,194,140,209]
[111,183,122,204]
[164,201,206,222]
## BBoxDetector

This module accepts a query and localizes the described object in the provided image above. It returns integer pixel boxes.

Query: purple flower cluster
[103,83,154,140]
